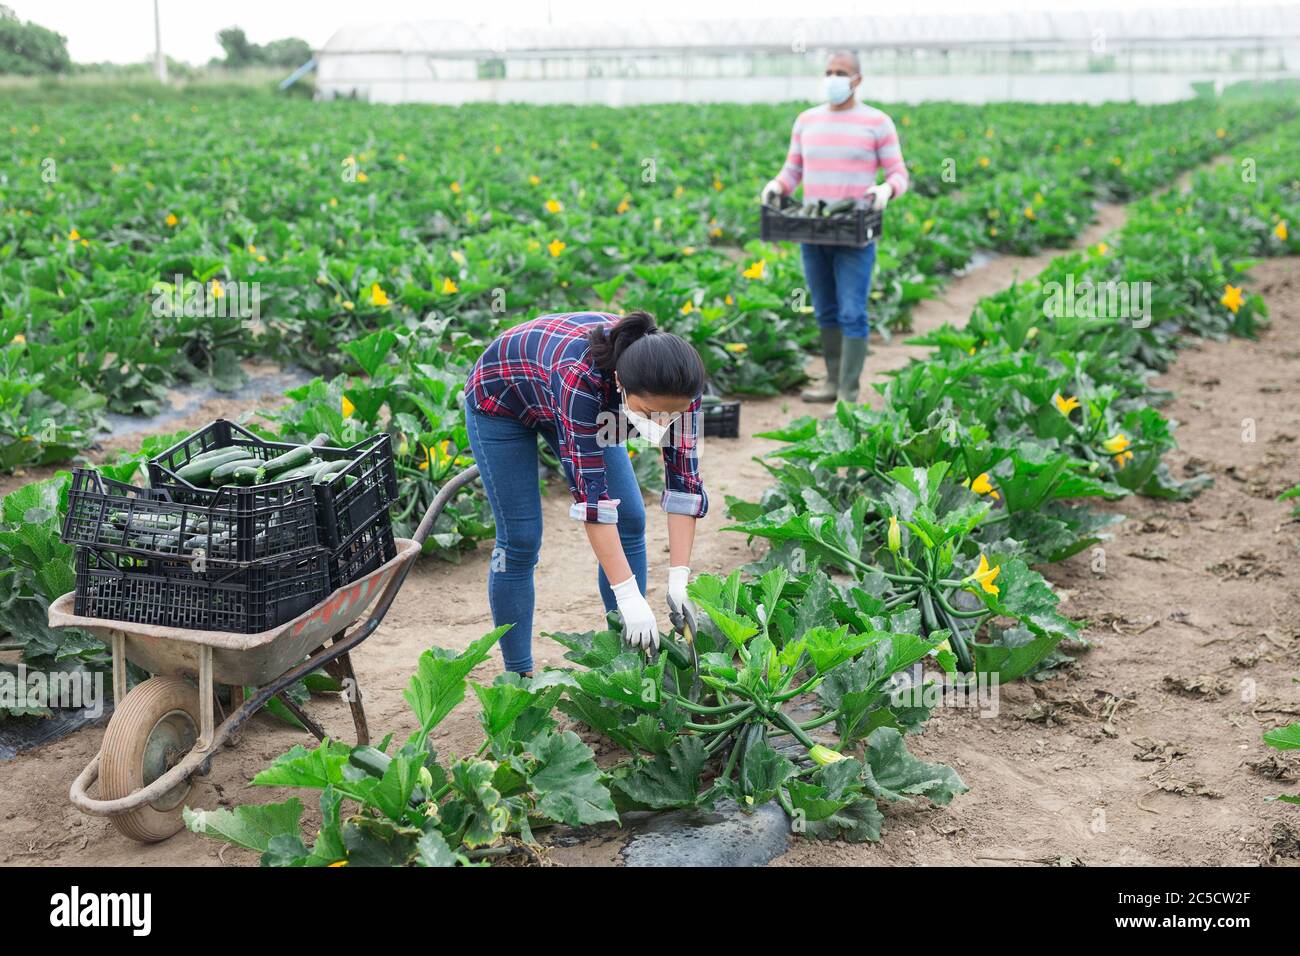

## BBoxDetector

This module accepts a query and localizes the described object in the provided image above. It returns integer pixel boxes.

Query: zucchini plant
[185,626,617,866]
[549,567,966,842]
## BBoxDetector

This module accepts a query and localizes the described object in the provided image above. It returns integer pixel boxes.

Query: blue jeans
[801,241,877,339]
[464,407,647,674]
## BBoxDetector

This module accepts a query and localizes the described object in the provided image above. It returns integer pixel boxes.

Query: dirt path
[8,206,1296,868]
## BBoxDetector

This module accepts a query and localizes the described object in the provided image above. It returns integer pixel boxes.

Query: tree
[214,27,311,69]
[216,26,258,67]
[0,4,71,75]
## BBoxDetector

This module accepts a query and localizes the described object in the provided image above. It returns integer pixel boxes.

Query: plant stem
[774,709,818,750]
[684,704,755,734]
[669,695,749,716]
[798,709,841,731]
[773,675,823,702]
[936,591,990,619]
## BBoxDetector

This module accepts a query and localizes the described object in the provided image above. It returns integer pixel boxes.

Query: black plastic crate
[327,510,397,592]
[702,400,741,438]
[74,546,331,634]
[313,433,398,549]
[148,420,398,550]
[759,195,883,248]
[63,468,319,568]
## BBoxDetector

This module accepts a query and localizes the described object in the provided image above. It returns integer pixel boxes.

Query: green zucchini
[272,458,328,482]
[659,634,693,669]
[176,448,250,484]
[232,464,266,485]
[260,445,314,480]
[348,746,392,780]
[312,458,351,484]
[824,198,856,216]
[208,457,262,485]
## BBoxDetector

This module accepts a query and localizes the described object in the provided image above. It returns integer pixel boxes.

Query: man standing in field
[762,51,909,404]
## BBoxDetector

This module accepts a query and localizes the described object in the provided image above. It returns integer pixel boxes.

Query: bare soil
[2,211,1297,868]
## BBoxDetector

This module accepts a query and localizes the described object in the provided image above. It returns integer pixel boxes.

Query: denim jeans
[800,241,877,339]
[464,406,647,674]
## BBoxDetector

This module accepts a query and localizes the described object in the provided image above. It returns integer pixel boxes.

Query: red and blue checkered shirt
[463,311,708,524]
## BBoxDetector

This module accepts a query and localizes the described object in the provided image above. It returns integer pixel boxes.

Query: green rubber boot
[800,327,842,403]
[837,336,869,405]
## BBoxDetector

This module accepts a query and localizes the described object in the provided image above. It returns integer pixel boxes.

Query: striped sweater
[775,101,909,202]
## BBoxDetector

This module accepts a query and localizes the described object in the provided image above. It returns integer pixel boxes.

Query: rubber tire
[99,676,201,843]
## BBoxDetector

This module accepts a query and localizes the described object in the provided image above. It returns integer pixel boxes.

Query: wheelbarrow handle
[412,464,481,549]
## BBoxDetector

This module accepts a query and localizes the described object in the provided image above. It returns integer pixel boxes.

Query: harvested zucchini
[260,445,313,480]
[208,457,262,485]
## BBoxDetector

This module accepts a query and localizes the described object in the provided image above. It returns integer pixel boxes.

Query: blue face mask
[824,75,853,105]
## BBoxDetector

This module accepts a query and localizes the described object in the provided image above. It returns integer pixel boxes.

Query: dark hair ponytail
[588,310,706,398]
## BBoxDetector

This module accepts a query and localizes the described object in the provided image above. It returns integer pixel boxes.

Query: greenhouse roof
[319,6,1299,56]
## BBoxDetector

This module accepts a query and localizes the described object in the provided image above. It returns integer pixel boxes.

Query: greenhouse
[315,6,1299,104]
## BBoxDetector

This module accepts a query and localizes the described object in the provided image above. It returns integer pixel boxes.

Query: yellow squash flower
[680,300,694,315]
[1095,242,1109,256]
[887,515,901,552]
[965,554,1001,596]
[1220,285,1244,314]
[808,744,847,766]
[1024,206,1036,220]
[449,181,461,194]
[1101,433,1130,455]
[681,246,695,256]
[356,171,368,182]
[441,277,459,294]
[713,178,723,191]
[616,196,630,214]
[397,153,406,162]
[1053,392,1081,416]
[545,198,563,214]
[528,174,541,186]
[978,156,990,168]
[1113,450,1134,468]
[725,342,747,354]
[724,294,734,305]
[1274,221,1288,241]
[370,283,389,306]
[67,229,80,241]
[165,213,178,227]
[341,396,355,418]
[547,239,565,257]
[12,334,26,345]
[963,472,1001,500]
[742,259,766,280]
[210,279,223,298]
[673,184,684,198]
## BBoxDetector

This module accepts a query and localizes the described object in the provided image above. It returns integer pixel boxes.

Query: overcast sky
[8,0,1286,65]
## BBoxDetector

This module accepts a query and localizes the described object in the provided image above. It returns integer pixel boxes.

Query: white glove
[761,179,784,206]
[867,183,892,211]
[667,566,691,618]
[612,576,659,653]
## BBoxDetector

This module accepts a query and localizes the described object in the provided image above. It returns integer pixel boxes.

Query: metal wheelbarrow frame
[47,465,480,842]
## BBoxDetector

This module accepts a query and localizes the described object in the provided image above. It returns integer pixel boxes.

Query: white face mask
[621,389,679,446]
[824,75,853,105]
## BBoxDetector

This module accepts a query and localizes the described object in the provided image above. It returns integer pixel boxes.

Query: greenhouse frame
[315,6,1300,104]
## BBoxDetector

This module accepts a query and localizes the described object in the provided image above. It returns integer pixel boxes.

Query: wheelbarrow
[47,466,481,844]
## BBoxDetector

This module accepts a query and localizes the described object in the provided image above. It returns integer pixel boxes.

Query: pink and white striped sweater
[775,101,910,203]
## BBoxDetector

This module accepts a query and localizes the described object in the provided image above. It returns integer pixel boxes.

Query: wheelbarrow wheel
[99,676,201,843]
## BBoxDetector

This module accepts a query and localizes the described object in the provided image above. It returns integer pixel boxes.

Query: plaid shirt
[463,311,708,524]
